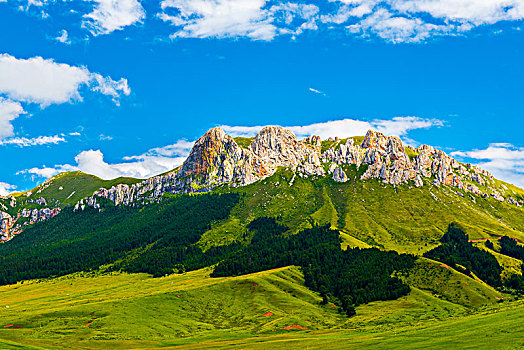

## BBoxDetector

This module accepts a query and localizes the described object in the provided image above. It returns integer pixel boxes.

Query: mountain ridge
[1,126,523,242]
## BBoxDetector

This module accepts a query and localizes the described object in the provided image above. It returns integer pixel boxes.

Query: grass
[399,258,502,308]
[474,242,523,280]
[12,171,141,207]
[404,147,420,161]
[197,165,524,255]
[233,137,254,149]
[0,264,522,349]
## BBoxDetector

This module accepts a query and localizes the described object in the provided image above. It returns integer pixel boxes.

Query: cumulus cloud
[0,98,25,138]
[0,182,17,196]
[220,116,443,140]
[157,0,524,43]
[452,143,524,188]
[346,7,456,43]
[330,0,524,43]
[21,139,194,180]
[0,53,130,107]
[159,0,277,40]
[17,166,73,179]
[83,0,146,36]
[159,0,319,40]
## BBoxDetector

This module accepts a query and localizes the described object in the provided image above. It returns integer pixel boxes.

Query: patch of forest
[212,217,416,316]
[424,223,502,287]
[0,193,241,285]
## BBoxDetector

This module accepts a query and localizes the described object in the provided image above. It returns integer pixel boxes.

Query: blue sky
[0,0,523,194]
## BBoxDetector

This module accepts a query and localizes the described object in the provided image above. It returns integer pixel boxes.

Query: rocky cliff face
[73,126,522,211]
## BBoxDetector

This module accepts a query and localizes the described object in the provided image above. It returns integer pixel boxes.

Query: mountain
[1,126,524,349]
[2,126,523,244]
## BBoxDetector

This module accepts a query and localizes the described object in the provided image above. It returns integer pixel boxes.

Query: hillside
[1,126,524,348]
[0,265,520,350]
[0,172,141,241]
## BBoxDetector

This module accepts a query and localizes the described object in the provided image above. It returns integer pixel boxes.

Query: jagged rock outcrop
[333,167,348,182]
[77,126,325,209]
[74,127,522,211]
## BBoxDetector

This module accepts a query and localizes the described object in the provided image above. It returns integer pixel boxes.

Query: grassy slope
[12,172,141,207]
[0,264,519,350]
[199,167,524,255]
[399,258,502,307]
[474,242,523,280]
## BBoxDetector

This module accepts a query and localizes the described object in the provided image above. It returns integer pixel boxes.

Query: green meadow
[0,262,522,350]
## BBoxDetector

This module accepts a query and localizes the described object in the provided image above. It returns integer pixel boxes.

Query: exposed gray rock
[333,167,348,182]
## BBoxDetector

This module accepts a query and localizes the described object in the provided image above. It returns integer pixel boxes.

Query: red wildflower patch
[3,324,13,328]
[177,294,181,298]
[440,264,450,269]
[253,283,259,287]
[12,325,23,329]
[263,312,273,317]
[283,325,308,330]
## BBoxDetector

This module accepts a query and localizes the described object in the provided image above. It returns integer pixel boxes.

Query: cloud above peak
[20,139,194,181]
[0,182,17,196]
[452,143,524,189]
[219,116,444,141]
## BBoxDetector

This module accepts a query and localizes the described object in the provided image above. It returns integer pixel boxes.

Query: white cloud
[0,135,66,147]
[346,8,455,43]
[0,53,130,107]
[159,0,320,40]
[328,0,524,43]
[17,166,72,179]
[452,143,524,188]
[21,139,194,180]
[158,0,524,43]
[220,116,443,139]
[83,0,146,36]
[160,0,277,40]
[373,116,444,137]
[309,87,326,96]
[55,29,71,44]
[0,98,25,138]
[0,182,16,196]
[392,0,524,25]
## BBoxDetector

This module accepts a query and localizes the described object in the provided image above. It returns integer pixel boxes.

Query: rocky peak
[73,126,522,212]
[361,130,388,150]
[251,126,297,158]
[179,127,240,177]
